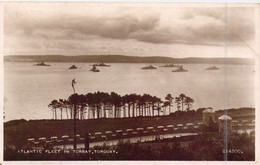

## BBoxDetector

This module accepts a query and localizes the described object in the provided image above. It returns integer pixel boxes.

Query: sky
[3,2,258,58]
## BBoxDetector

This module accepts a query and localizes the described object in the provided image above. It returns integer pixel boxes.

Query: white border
[0,2,259,165]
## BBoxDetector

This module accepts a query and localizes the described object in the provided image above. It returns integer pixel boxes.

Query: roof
[203,108,215,113]
[50,136,58,139]
[218,115,232,120]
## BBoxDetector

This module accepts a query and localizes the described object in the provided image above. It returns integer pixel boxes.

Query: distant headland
[4,55,254,65]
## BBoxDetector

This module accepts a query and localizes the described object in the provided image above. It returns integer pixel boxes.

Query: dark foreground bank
[4,107,255,161]
[4,131,255,161]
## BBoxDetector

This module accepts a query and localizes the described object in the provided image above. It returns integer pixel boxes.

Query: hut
[174,128,179,133]
[132,132,138,135]
[136,128,144,134]
[101,135,107,140]
[126,129,133,135]
[112,134,116,137]
[183,126,188,130]
[157,126,164,129]
[62,135,69,141]
[167,125,174,129]
[27,138,35,145]
[50,136,58,143]
[126,129,133,132]
[157,126,164,133]
[218,115,232,133]
[73,134,81,140]
[177,124,183,129]
[136,128,144,131]
[194,126,199,129]
[203,108,216,126]
[94,132,102,139]
[163,128,168,132]
[34,141,40,145]
[105,131,113,138]
[39,137,46,145]
[116,130,123,136]
[147,127,154,133]
[186,123,194,129]
[39,137,46,141]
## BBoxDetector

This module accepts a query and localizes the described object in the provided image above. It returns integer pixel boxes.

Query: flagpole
[72,79,77,150]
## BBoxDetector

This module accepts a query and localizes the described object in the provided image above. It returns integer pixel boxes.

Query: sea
[3,62,255,121]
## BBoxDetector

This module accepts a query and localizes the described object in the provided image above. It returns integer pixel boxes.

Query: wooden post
[73,103,77,150]
[85,133,90,150]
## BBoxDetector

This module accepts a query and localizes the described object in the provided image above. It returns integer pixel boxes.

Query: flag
[72,79,76,93]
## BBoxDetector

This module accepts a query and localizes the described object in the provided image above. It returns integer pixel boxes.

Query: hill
[4,55,254,65]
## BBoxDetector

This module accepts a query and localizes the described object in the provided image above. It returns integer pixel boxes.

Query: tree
[78,94,87,120]
[185,96,194,111]
[100,92,111,119]
[49,92,195,119]
[48,100,59,120]
[165,94,174,114]
[110,92,122,118]
[179,94,186,111]
[175,97,181,111]
[58,99,65,120]
[86,93,95,119]
[123,94,131,118]
[162,101,169,115]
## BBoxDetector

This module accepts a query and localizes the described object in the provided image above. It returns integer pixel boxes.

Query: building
[218,115,232,134]
[202,108,216,126]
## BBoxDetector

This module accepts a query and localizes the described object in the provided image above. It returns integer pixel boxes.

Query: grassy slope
[4,108,255,148]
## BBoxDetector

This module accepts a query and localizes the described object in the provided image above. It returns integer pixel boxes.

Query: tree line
[48,92,194,120]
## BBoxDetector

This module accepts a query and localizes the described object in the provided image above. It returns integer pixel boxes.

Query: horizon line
[3,54,255,59]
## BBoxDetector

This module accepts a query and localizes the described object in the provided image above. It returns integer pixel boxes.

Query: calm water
[4,62,255,121]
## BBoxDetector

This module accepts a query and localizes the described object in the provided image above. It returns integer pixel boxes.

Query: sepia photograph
[1,2,259,162]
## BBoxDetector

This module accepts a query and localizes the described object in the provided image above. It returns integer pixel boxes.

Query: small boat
[93,62,111,67]
[69,65,77,69]
[172,65,188,72]
[142,65,157,70]
[160,63,180,67]
[34,62,50,66]
[90,65,100,72]
[206,66,219,70]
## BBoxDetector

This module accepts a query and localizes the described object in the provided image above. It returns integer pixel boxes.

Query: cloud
[181,7,254,43]
[5,12,160,41]
[3,4,256,57]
